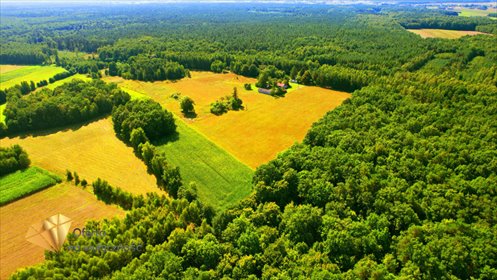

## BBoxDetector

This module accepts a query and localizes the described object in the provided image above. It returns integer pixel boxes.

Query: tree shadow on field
[153,130,180,146]
[2,116,108,140]
[183,111,197,119]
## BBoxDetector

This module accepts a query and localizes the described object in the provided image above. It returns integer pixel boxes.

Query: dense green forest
[2,2,496,279]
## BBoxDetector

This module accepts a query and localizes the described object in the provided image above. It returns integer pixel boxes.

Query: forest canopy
[2,3,496,279]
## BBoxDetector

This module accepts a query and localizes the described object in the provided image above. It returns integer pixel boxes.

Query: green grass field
[0,103,6,124]
[44,74,91,90]
[0,66,42,83]
[0,65,67,90]
[155,119,253,210]
[0,167,62,206]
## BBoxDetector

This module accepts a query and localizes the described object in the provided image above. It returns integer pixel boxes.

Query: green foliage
[66,170,73,181]
[4,79,130,133]
[0,167,61,206]
[113,55,187,81]
[129,127,149,149]
[0,144,30,176]
[0,42,49,64]
[92,178,143,210]
[180,96,195,117]
[210,100,228,115]
[209,88,243,115]
[6,4,497,280]
[210,60,226,73]
[112,99,176,142]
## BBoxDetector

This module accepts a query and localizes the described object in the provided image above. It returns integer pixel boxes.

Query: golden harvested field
[0,118,160,195]
[0,65,26,74]
[104,72,350,168]
[0,182,124,280]
[407,29,489,39]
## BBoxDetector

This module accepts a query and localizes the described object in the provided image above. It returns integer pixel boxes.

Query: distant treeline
[0,43,52,65]
[396,11,494,31]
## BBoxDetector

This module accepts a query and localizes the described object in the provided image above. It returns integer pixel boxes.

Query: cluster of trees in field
[3,79,130,134]
[0,145,30,176]
[210,87,243,115]
[112,99,176,142]
[111,98,182,196]
[180,96,196,117]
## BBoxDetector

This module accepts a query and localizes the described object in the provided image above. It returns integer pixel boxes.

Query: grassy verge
[0,167,62,206]
[155,119,253,210]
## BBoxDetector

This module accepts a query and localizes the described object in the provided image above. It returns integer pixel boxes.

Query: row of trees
[92,178,145,210]
[3,79,130,133]
[0,70,75,105]
[0,145,30,176]
[110,98,183,196]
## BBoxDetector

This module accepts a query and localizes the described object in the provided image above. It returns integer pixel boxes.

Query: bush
[0,145,31,176]
[112,99,176,142]
[210,101,228,115]
[180,96,195,116]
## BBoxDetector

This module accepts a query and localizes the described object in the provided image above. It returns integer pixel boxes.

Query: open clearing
[0,65,29,75]
[407,29,489,39]
[104,71,350,168]
[0,167,61,206]
[0,118,160,195]
[156,119,253,210]
[0,182,124,280]
[0,65,66,90]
